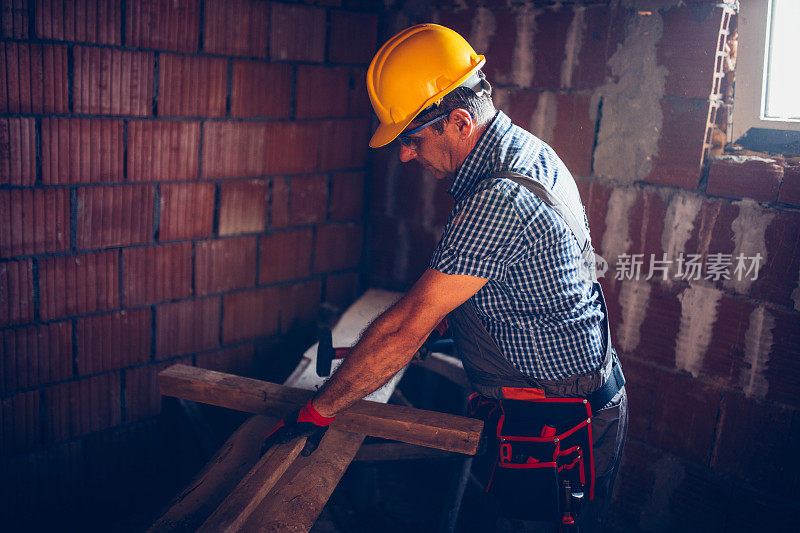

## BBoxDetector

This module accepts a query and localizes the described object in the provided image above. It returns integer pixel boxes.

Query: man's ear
[449,109,474,138]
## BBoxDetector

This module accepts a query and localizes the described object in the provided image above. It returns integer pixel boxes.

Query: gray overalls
[447,171,628,533]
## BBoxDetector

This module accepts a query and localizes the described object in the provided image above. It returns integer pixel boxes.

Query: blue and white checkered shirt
[430,111,605,381]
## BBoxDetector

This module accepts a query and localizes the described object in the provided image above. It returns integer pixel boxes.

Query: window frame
[731,0,800,144]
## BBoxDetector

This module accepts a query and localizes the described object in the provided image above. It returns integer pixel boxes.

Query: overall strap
[490,170,596,283]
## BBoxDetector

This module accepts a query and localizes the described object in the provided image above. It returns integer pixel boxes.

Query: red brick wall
[370,1,798,530]
[1,0,374,524]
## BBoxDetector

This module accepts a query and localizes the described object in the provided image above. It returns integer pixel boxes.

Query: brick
[330,171,364,221]
[204,0,269,57]
[230,61,292,118]
[155,297,220,358]
[313,224,363,273]
[263,122,323,174]
[76,309,150,375]
[259,229,313,283]
[778,164,800,206]
[76,184,154,249]
[701,294,753,386]
[628,281,682,368]
[127,121,200,182]
[43,372,121,443]
[158,54,226,117]
[2,0,29,38]
[324,272,359,308]
[0,42,68,113]
[39,251,119,320]
[0,118,36,186]
[0,188,70,257]
[575,179,612,249]
[125,0,200,51]
[36,0,122,44]
[627,188,668,259]
[269,3,326,62]
[202,122,268,179]
[222,287,280,343]
[573,5,627,91]
[195,236,257,295]
[1,322,72,393]
[1,390,40,455]
[724,484,797,532]
[659,6,722,99]
[0,260,34,326]
[218,179,269,235]
[682,197,738,258]
[158,182,215,241]
[648,372,721,464]
[41,118,124,184]
[328,11,378,64]
[367,215,402,287]
[319,119,369,171]
[349,67,371,116]
[270,176,290,228]
[295,65,350,119]
[532,7,573,90]
[279,279,322,333]
[195,343,255,376]
[124,363,166,422]
[288,175,328,225]
[762,307,800,409]
[712,393,799,492]
[616,357,659,440]
[706,157,783,203]
[73,46,153,116]
[750,211,800,308]
[645,98,707,189]
[122,243,191,306]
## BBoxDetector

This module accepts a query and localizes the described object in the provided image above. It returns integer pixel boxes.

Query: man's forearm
[310,304,430,417]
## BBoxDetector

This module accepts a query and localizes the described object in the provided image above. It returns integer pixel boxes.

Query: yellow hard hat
[366,24,486,148]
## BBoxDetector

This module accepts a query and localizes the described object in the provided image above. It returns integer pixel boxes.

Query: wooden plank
[159,364,483,455]
[239,429,366,532]
[197,437,306,533]
[148,290,406,532]
[353,441,457,462]
[147,415,278,533]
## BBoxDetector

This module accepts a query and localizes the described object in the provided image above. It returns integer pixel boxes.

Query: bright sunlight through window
[763,0,800,120]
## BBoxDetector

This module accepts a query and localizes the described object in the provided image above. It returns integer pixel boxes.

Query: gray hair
[414,70,496,133]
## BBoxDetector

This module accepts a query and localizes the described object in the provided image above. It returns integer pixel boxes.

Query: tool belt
[469,392,597,525]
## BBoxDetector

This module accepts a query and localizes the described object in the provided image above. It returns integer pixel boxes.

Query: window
[731,0,800,151]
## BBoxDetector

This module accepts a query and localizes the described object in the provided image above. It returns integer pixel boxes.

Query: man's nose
[399,143,416,162]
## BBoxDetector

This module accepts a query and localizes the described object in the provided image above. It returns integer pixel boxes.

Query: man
[265,24,627,532]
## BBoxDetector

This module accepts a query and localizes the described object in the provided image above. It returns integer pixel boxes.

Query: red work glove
[260,400,336,457]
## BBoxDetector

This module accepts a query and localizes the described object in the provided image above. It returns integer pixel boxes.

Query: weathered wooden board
[159,364,483,455]
[148,290,405,533]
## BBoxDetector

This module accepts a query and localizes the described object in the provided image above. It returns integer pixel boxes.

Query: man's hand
[260,400,336,457]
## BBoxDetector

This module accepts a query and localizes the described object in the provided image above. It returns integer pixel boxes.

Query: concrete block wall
[369,1,799,530]
[0,0,374,524]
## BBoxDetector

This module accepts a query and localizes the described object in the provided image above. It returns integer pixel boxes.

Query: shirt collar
[447,111,513,203]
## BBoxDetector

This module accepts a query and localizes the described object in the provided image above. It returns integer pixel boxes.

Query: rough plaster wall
[640,454,686,533]
[726,199,775,294]
[469,7,496,54]
[509,5,538,88]
[591,10,667,184]
[561,6,586,89]
[601,188,638,262]
[661,192,703,279]
[741,305,774,399]
[617,280,651,351]
[675,282,723,377]
[530,92,558,145]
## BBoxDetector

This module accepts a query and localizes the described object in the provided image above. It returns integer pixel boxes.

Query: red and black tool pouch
[469,393,594,523]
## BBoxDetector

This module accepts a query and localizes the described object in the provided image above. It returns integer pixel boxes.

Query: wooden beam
[159,364,483,455]
[197,437,306,533]
[353,441,457,462]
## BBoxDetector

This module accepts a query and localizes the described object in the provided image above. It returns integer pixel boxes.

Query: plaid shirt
[430,111,604,381]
